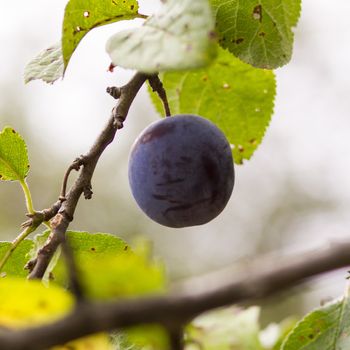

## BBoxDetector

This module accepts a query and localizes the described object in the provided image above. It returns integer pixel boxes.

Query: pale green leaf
[0,240,33,277]
[0,127,30,181]
[210,0,302,68]
[112,325,170,350]
[47,231,166,300]
[62,0,140,68]
[106,0,217,73]
[186,306,264,350]
[30,230,127,285]
[30,231,166,348]
[281,296,350,350]
[24,43,64,84]
[149,47,276,164]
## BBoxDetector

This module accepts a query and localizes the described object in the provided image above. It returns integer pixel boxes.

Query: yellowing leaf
[52,334,113,350]
[0,277,74,328]
[0,278,113,349]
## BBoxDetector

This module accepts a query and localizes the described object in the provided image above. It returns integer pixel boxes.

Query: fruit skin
[128,114,235,228]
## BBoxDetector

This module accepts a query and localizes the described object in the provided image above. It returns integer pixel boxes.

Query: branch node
[113,116,125,129]
[24,258,37,272]
[21,200,63,230]
[107,86,122,99]
[83,184,93,200]
[72,155,86,170]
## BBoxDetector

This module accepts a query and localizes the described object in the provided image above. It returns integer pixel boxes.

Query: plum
[128,114,234,228]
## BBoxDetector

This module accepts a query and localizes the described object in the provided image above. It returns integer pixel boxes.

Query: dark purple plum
[128,114,234,228]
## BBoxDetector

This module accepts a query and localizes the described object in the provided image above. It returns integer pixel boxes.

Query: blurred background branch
[1,238,350,349]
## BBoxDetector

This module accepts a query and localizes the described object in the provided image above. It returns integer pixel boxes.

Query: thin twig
[28,72,149,280]
[59,156,85,201]
[2,240,350,349]
[148,75,171,117]
[106,86,121,100]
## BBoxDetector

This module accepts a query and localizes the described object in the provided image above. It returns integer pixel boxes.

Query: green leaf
[210,0,302,69]
[106,0,217,73]
[270,318,298,350]
[0,127,30,181]
[62,0,140,69]
[149,47,276,164]
[0,240,33,277]
[186,306,264,350]
[48,231,166,300]
[281,296,350,350]
[24,43,64,84]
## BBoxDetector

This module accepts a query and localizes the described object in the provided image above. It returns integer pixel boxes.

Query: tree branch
[28,72,149,280]
[2,240,350,349]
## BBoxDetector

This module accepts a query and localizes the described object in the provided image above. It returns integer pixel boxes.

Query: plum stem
[149,74,172,117]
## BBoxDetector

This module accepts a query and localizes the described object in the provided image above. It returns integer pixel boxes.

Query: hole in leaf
[252,5,262,22]
[83,11,90,18]
[249,139,257,145]
[233,38,244,44]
